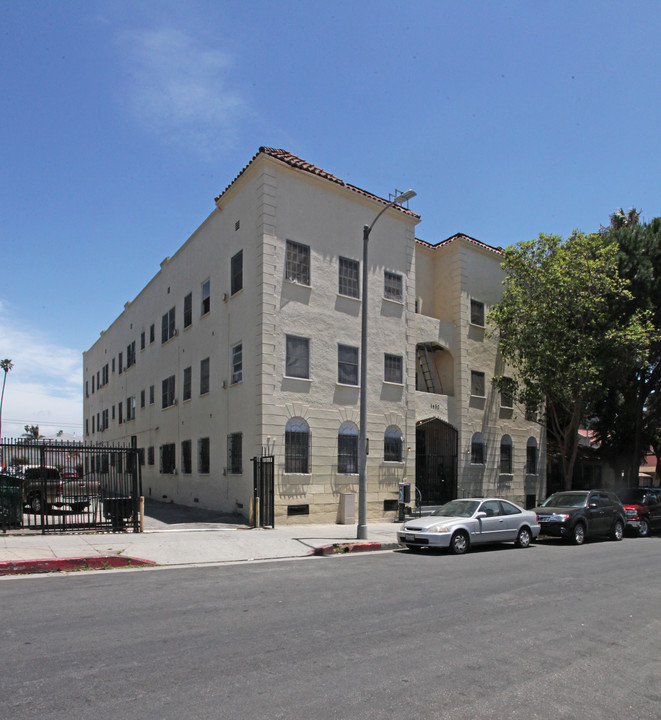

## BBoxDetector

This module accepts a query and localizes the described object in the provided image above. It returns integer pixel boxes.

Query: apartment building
[83,147,545,523]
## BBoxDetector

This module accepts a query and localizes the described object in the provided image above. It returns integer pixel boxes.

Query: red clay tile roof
[416,233,502,254]
[215,147,419,219]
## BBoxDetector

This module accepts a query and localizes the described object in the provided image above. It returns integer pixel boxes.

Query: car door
[647,492,661,530]
[498,500,524,541]
[475,500,510,544]
[586,492,608,535]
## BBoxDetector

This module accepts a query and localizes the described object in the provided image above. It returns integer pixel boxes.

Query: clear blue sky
[1,0,660,438]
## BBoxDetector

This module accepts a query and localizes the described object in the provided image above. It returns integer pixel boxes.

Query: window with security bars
[126,396,136,421]
[384,271,403,302]
[384,354,403,384]
[147,446,154,466]
[286,239,310,285]
[162,375,175,408]
[160,443,176,474]
[338,422,358,474]
[227,432,242,474]
[183,367,191,401]
[285,418,310,473]
[526,442,537,474]
[181,440,192,474]
[471,434,485,465]
[200,358,210,395]
[126,341,136,368]
[201,280,210,315]
[471,370,486,397]
[232,344,243,384]
[338,257,359,298]
[338,344,358,385]
[500,437,513,474]
[198,437,210,474]
[500,377,514,408]
[384,426,403,462]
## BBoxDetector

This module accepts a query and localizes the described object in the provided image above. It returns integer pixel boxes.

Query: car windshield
[432,500,480,518]
[541,493,587,508]
[618,489,647,504]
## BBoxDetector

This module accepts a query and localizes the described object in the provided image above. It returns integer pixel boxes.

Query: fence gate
[415,418,458,505]
[251,454,274,528]
[1,439,141,534]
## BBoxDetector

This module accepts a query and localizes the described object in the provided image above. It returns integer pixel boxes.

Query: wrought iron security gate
[415,418,458,505]
[0,439,141,533]
[251,454,274,528]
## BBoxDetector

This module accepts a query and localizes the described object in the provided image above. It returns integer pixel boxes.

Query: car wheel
[515,527,532,548]
[405,544,422,553]
[611,519,624,541]
[638,518,650,537]
[450,531,469,555]
[70,502,89,513]
[570,523,585,545]
[29,493,45,514]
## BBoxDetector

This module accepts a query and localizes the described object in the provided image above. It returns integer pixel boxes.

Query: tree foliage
[489,231,652,489]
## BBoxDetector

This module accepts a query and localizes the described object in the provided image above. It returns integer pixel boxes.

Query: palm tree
[0,358,13,440]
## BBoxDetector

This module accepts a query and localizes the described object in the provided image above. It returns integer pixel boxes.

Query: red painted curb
[0,556,156,576]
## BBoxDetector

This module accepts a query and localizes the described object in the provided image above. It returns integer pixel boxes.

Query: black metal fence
[0,439,141,534]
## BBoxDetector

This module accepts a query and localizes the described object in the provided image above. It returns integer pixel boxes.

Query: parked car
[398,498,540,554]
[21,465,99,514]
[534,490,626,545]
[616,488,661,537]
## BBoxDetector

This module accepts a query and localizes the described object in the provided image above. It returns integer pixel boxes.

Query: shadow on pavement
[143,498,246,529]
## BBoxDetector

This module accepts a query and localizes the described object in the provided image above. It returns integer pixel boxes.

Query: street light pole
[357,189,416,540]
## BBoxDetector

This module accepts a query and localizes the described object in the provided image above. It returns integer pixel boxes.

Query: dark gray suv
[534,490,626,545]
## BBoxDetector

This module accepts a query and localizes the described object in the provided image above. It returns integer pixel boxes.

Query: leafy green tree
[591,212,661,484]
[22,424,41,439]
[489,231,652,490]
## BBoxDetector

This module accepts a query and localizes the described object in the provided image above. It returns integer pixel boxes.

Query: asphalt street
[2,535,660,720]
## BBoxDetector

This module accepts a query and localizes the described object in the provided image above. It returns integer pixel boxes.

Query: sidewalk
[0,501,404,575]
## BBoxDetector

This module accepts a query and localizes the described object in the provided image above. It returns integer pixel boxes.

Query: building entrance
[415,418,458,505]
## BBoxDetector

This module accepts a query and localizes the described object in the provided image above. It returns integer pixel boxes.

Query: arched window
[526,437,538,475]
[470,432,485,465]
[384,425,403,462]
[500,435,513,474]
[285,418,310,473]
[338,422,358,474]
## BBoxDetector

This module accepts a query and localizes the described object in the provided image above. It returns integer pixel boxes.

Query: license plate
[405,534,416,542]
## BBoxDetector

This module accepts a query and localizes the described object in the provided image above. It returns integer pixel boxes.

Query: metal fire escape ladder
[417,344,443,394]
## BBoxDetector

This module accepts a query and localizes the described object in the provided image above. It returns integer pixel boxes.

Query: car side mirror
[588,502,598,509]
[475,511,487,519]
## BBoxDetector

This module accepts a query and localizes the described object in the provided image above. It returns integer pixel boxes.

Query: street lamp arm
[364,190,416,236]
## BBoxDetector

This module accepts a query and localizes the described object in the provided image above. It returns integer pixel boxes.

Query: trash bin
[102,494,133,530]
[0,473,23,529]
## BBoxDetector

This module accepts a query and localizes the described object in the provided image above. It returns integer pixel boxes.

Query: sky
[1,0,660,438]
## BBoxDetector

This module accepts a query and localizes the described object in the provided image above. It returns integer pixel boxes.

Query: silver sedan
[398,498,541,554]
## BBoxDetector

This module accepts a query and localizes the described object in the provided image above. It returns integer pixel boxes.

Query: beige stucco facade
[83,148,545,524]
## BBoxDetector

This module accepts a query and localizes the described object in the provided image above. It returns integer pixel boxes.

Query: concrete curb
[312,541,402,556]
[0,556,156,576]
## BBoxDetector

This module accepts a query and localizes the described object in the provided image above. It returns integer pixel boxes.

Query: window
[141,331,146,350]
[118,402,123,424]
[126,396,136,421]
[384,271,403,302]
[384,354,403,384]
[338,344,359,385]
[286,335,310,379]
[231,344,243,384]
[102,364,109,385]
[198,438,210,474]
[338,257,359,298]
[200,358,210,395]
[286,239,310,285]
[338,422,359,474]
[96,371,100,389]
[162,307,176,343]
[500,377,514,408]
[162,375,176,408]
[500,436,513,474]
[227,433,242,474]
[285,418,310,473]
[526,438,538,474]
[149,385,155,405]
[102,409,109,430]
[126,341,136,368]
[150,324,155,344]
[201,280,210,315]
[384,426,403,462]
[470,299,485,327]
[183,366,192,401]
[471,371,486,398]
[112,405,115,420]
[184,292,193,328]
[140,389,145,408]
[147,446,155,466]
[231,251,243,295]
[160,443,176,474]
[181,440,192,474]
[118,351,123,374]
[471,433,485,465]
